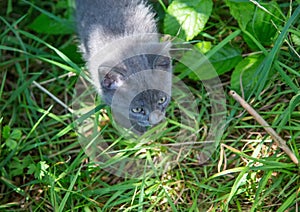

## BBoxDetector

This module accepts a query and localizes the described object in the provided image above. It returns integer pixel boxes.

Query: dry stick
[229,90,299,165]
[32,81,74,114]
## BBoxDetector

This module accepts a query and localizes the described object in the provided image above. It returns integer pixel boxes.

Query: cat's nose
[149,110,164,125]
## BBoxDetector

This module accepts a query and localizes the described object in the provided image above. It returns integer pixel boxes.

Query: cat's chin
[128,120,151,134]
[136,121,152,127]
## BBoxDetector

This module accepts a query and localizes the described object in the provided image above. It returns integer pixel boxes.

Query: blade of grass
[1,73,40,112]
[32,81,74,113]
[277,190,298,212]
[157,0,167,11]
[275,62,299,93]
[277,93,300,129]
[22,0,72,24]
[278,61,300,77]
[138,162,148,211]
[23,105,53,142]
[0,15,29,70]
[255,5,300,96]
[250,170,273,212]
[58,165,82,212]
[18,30,83,77]
[0,70,7,100]
[225,166,250,209]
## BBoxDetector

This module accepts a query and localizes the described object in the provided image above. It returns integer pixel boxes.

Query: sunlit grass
[0,0,299,211]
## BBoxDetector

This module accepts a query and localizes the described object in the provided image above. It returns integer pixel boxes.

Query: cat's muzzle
[148,110,165,125]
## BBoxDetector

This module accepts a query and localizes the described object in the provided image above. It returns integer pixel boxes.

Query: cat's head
[99,53,172,133]
[129,89,170,133]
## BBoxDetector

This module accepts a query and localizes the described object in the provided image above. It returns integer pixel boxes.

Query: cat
[75,0,172,133]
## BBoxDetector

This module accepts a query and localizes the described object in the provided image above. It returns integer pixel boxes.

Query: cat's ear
[99,67,125,90]
[154,55,171,70]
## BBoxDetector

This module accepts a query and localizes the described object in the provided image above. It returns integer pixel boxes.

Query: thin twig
[31,72,76,86]
[229,90,298,165]
[32,81,74,114]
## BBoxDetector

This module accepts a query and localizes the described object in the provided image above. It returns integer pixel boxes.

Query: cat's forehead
[131,89,168,102]
[123,54,151,69]
[119,54,168,68]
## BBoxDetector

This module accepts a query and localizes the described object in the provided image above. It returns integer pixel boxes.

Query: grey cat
[75,0,172,133]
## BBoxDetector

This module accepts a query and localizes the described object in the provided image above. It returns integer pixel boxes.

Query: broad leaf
[60,44,83,64]
[2,125,10,139]
[174,44,242,80]
[164,0,213,41]
[27,161,49,180]
[195,41,212,54]
[226,1,283,49]
[6,139,17,150]
[174,49,217,81]
[230,54,265,95]
[28,14,74,35]
[11,155,33,177]
[10,129,22,140]
[210,45,243,75]
[2,126,22,150]
[225,0,255,30]
[291,33,300,46]
[244,1,283,49]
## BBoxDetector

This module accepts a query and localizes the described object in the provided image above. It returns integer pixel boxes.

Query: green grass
[1,0,300,211]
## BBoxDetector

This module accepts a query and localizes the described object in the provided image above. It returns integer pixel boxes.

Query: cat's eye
[131,107,143,113]
[158,97,167,104]
[154,56,171,69]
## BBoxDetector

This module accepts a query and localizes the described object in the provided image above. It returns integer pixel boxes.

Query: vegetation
[0,0,299,211]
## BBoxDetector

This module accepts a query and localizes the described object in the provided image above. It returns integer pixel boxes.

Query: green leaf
[195,41,212,54]
[230,54,265,95]
[2,125,10,139]
[10,155,33,177]
[38,161,49,180]
[243,1,283,49]
[27,164,37,175]
[176,44,242,79]
[28,13,74,35]
[27,161,49,180]
[225,0,255,30]
[210,45,243,75]
[174,49,217,81]
[10,129,22,140]
[60,44,83,64]
[164,0,213,41]
[3,128,22,150]
[226,1,283,49]
[6,139,18,150]
[291,33,300,46]
[10,158,24,176]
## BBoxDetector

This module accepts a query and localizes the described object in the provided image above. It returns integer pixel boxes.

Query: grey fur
[76,0,157,59]
[75,0,172,133]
